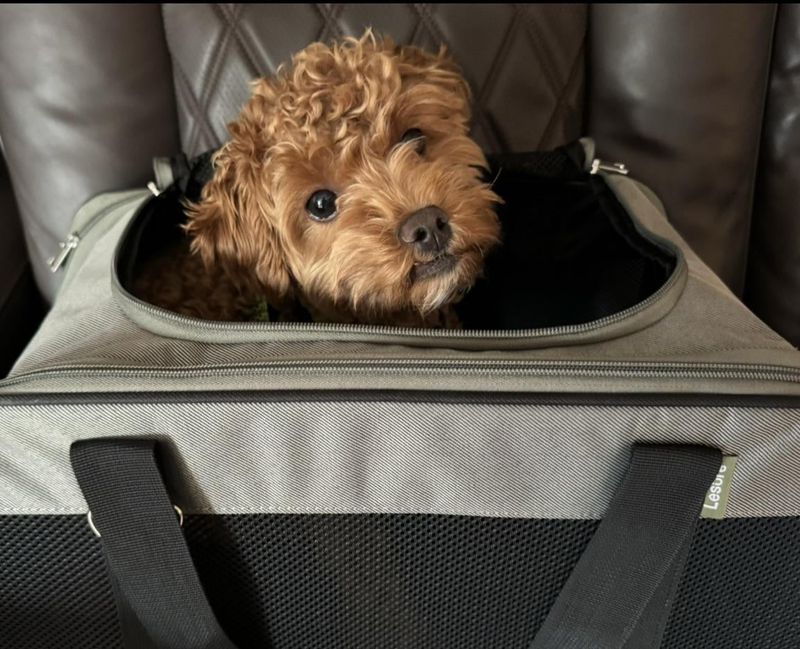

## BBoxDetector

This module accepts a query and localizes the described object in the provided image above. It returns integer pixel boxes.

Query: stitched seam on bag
[4,505,798,517]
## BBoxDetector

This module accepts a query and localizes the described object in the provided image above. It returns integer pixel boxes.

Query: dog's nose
[398,206,452,254]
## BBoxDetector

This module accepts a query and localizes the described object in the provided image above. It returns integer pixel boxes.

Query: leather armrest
[0,5,181,302]
[0,152,45,377]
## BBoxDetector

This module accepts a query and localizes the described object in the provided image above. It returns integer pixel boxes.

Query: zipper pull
[590,159,629,176]
[48,233,81,272]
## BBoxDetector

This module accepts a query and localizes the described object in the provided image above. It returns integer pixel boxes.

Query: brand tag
[701,456,738,519]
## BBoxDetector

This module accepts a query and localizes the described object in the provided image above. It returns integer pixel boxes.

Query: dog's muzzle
[399,206,458,282]
[398,206,452,255]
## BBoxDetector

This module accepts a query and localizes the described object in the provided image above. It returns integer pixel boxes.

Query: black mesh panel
[0,516,122,649]
[663,517,800,648]
[1,515,798,649]
[185,515,597,649]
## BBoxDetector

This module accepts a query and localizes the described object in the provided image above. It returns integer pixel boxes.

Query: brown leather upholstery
[162,3,587,156]
[588,4,776,296]
[746,4,800,347]
[0,4,797,348]
[0,151,44,376]
[0,4,181,299]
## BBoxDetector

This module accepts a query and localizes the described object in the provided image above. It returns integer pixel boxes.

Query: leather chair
[0,4,797,376]
[0,150,44,376]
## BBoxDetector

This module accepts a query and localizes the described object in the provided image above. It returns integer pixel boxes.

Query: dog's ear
[184,138,293,306]
[394,43,472,118]
[391,43,474,137]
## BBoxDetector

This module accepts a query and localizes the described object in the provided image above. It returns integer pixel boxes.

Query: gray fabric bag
[1,139,799,649]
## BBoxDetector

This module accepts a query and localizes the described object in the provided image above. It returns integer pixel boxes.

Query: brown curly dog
[136,30,501,327]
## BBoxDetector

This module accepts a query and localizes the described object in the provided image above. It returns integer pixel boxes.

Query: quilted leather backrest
[162,3,587,157]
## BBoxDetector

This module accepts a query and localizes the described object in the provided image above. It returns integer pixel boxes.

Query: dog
[135,30,501,327]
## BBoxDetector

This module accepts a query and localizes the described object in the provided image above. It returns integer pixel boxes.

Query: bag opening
[458,152,676,329]
[115,142,679,335]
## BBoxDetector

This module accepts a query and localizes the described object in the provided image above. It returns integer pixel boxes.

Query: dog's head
[186,30,501,323]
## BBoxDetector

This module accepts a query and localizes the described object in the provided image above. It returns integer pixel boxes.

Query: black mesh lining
[0,515,122,649]
[457,163,676,329]
[1,515,798,649]
[664,516,800,648]
[185,515,597,649]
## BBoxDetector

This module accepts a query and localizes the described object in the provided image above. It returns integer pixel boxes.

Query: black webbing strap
[530,444,722,649]
[152,150,217,203]
[70,439,238,649]
[71,439,720,649]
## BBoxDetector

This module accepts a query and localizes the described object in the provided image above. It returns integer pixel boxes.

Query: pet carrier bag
[1,139,799,649]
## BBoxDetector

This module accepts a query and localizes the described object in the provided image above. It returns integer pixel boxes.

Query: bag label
[701,456,738,519]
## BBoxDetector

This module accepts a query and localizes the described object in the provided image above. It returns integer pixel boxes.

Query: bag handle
[71,439,720,649]
[71,439,238,649]
[530,444,722,649]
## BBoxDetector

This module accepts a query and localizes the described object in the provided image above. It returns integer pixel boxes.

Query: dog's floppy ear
[394,42,472,119]
[184,136,293,306]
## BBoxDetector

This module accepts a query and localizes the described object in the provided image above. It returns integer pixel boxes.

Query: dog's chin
[410,253,458,283]
[408,253,475,314]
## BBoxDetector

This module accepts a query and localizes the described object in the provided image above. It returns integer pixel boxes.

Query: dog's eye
[306,189,338,221]
[400,128,426,155]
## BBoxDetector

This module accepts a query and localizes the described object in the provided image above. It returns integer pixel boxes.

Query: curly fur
[136,30,501,326]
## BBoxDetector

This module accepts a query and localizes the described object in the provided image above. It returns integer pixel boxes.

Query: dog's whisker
[489,166,503,190]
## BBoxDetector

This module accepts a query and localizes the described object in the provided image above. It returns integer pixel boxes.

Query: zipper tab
[590,159,629,176]
[48,234,81,272]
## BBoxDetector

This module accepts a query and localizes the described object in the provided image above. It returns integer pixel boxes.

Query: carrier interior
[457,157,677,329]
[118,151,678,331]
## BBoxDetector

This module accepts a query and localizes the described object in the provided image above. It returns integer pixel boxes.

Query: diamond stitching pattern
[538,38,585,148]
[174,64,218,151]
[216,4,262,79]
[517,5,564,99]
[470,13,520,151]
[162,3,587,156]
[316,4,346,42]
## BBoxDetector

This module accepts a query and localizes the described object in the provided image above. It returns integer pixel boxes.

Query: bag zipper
[114,158,687,344]
[2,359,799,389]
[48,234,81,272]
[9,154,798,392]
[117,250,683,340]
[590,159,629,176]
[48,192,148,272]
